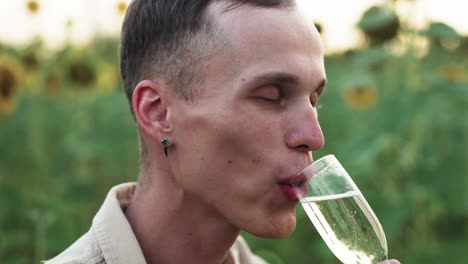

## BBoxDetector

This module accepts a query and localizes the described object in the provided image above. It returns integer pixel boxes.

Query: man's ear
[132,80,171,140]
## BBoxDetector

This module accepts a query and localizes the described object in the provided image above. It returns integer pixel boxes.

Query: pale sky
[1,0,468,53]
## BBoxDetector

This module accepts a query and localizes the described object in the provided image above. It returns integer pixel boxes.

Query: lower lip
[278,184,306,202]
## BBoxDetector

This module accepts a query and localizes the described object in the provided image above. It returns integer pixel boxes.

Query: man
[45,0,400,263]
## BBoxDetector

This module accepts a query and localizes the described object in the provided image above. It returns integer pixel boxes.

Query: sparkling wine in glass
[295,155,388,264]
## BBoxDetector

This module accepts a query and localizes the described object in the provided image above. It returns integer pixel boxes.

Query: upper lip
[278,170,308,185]
[277,154,313,185]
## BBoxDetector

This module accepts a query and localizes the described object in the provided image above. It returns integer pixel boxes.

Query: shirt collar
[92,182,147,264]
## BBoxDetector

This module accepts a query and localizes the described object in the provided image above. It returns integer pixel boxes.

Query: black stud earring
[161,139,170,158]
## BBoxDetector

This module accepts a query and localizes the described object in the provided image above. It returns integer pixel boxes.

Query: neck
[125,168,240,264]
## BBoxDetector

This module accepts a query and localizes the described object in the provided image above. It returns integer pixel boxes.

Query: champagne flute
[294,154,388,264]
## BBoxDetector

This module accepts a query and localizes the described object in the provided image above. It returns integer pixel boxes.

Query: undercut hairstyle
[120,0,295,107]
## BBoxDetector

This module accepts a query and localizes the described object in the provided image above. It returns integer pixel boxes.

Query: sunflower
[342,82,378,111]
[26,0,41,15]
[67,60,96,90]
[437,64,466,83]
[19,48,42,89]
[424,22,461,50]
[21,50,39,72]
[116,1,128,15]
[0,57,23,116]
[357,5,400,45]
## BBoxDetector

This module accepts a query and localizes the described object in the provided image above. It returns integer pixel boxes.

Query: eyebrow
[254,72,327,92]
[256,72,300,86]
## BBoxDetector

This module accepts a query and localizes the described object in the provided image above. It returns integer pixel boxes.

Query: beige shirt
[43,183,267,264]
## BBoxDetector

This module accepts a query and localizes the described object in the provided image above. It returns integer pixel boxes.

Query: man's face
[168,3,326,238]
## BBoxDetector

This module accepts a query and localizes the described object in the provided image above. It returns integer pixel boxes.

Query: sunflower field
[1,2,467,264]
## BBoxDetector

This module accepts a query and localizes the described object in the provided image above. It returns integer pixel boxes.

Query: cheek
[214,113,282,193]
[192,106,278,157]
[226,107,280,148]
[173,105,282,195]
[218,115,282,179]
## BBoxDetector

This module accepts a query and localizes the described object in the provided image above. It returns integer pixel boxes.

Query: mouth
[277,172,308,202]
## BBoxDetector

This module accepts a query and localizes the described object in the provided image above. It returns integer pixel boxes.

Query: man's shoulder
[42,230,105,264]
[43,183,145,264]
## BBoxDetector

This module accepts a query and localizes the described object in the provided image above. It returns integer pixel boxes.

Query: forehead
[206,2,325,88]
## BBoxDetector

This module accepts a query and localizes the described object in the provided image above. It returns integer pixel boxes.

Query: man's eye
[260,97,281,104]
[254,86,282,104]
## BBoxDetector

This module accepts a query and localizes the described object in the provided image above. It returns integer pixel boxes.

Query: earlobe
[132,80,171,139]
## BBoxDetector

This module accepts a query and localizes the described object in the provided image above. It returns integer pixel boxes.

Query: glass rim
[313,154,336,164]
[302,154,338,178]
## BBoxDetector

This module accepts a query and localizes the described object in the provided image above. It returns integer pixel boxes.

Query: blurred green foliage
[1,4,467,264]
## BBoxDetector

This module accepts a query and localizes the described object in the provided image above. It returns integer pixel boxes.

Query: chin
[247,212,297,239]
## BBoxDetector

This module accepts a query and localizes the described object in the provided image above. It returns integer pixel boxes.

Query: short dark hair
[120,0,294,109]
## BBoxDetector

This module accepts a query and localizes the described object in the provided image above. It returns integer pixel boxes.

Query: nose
[285,103,324,152]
